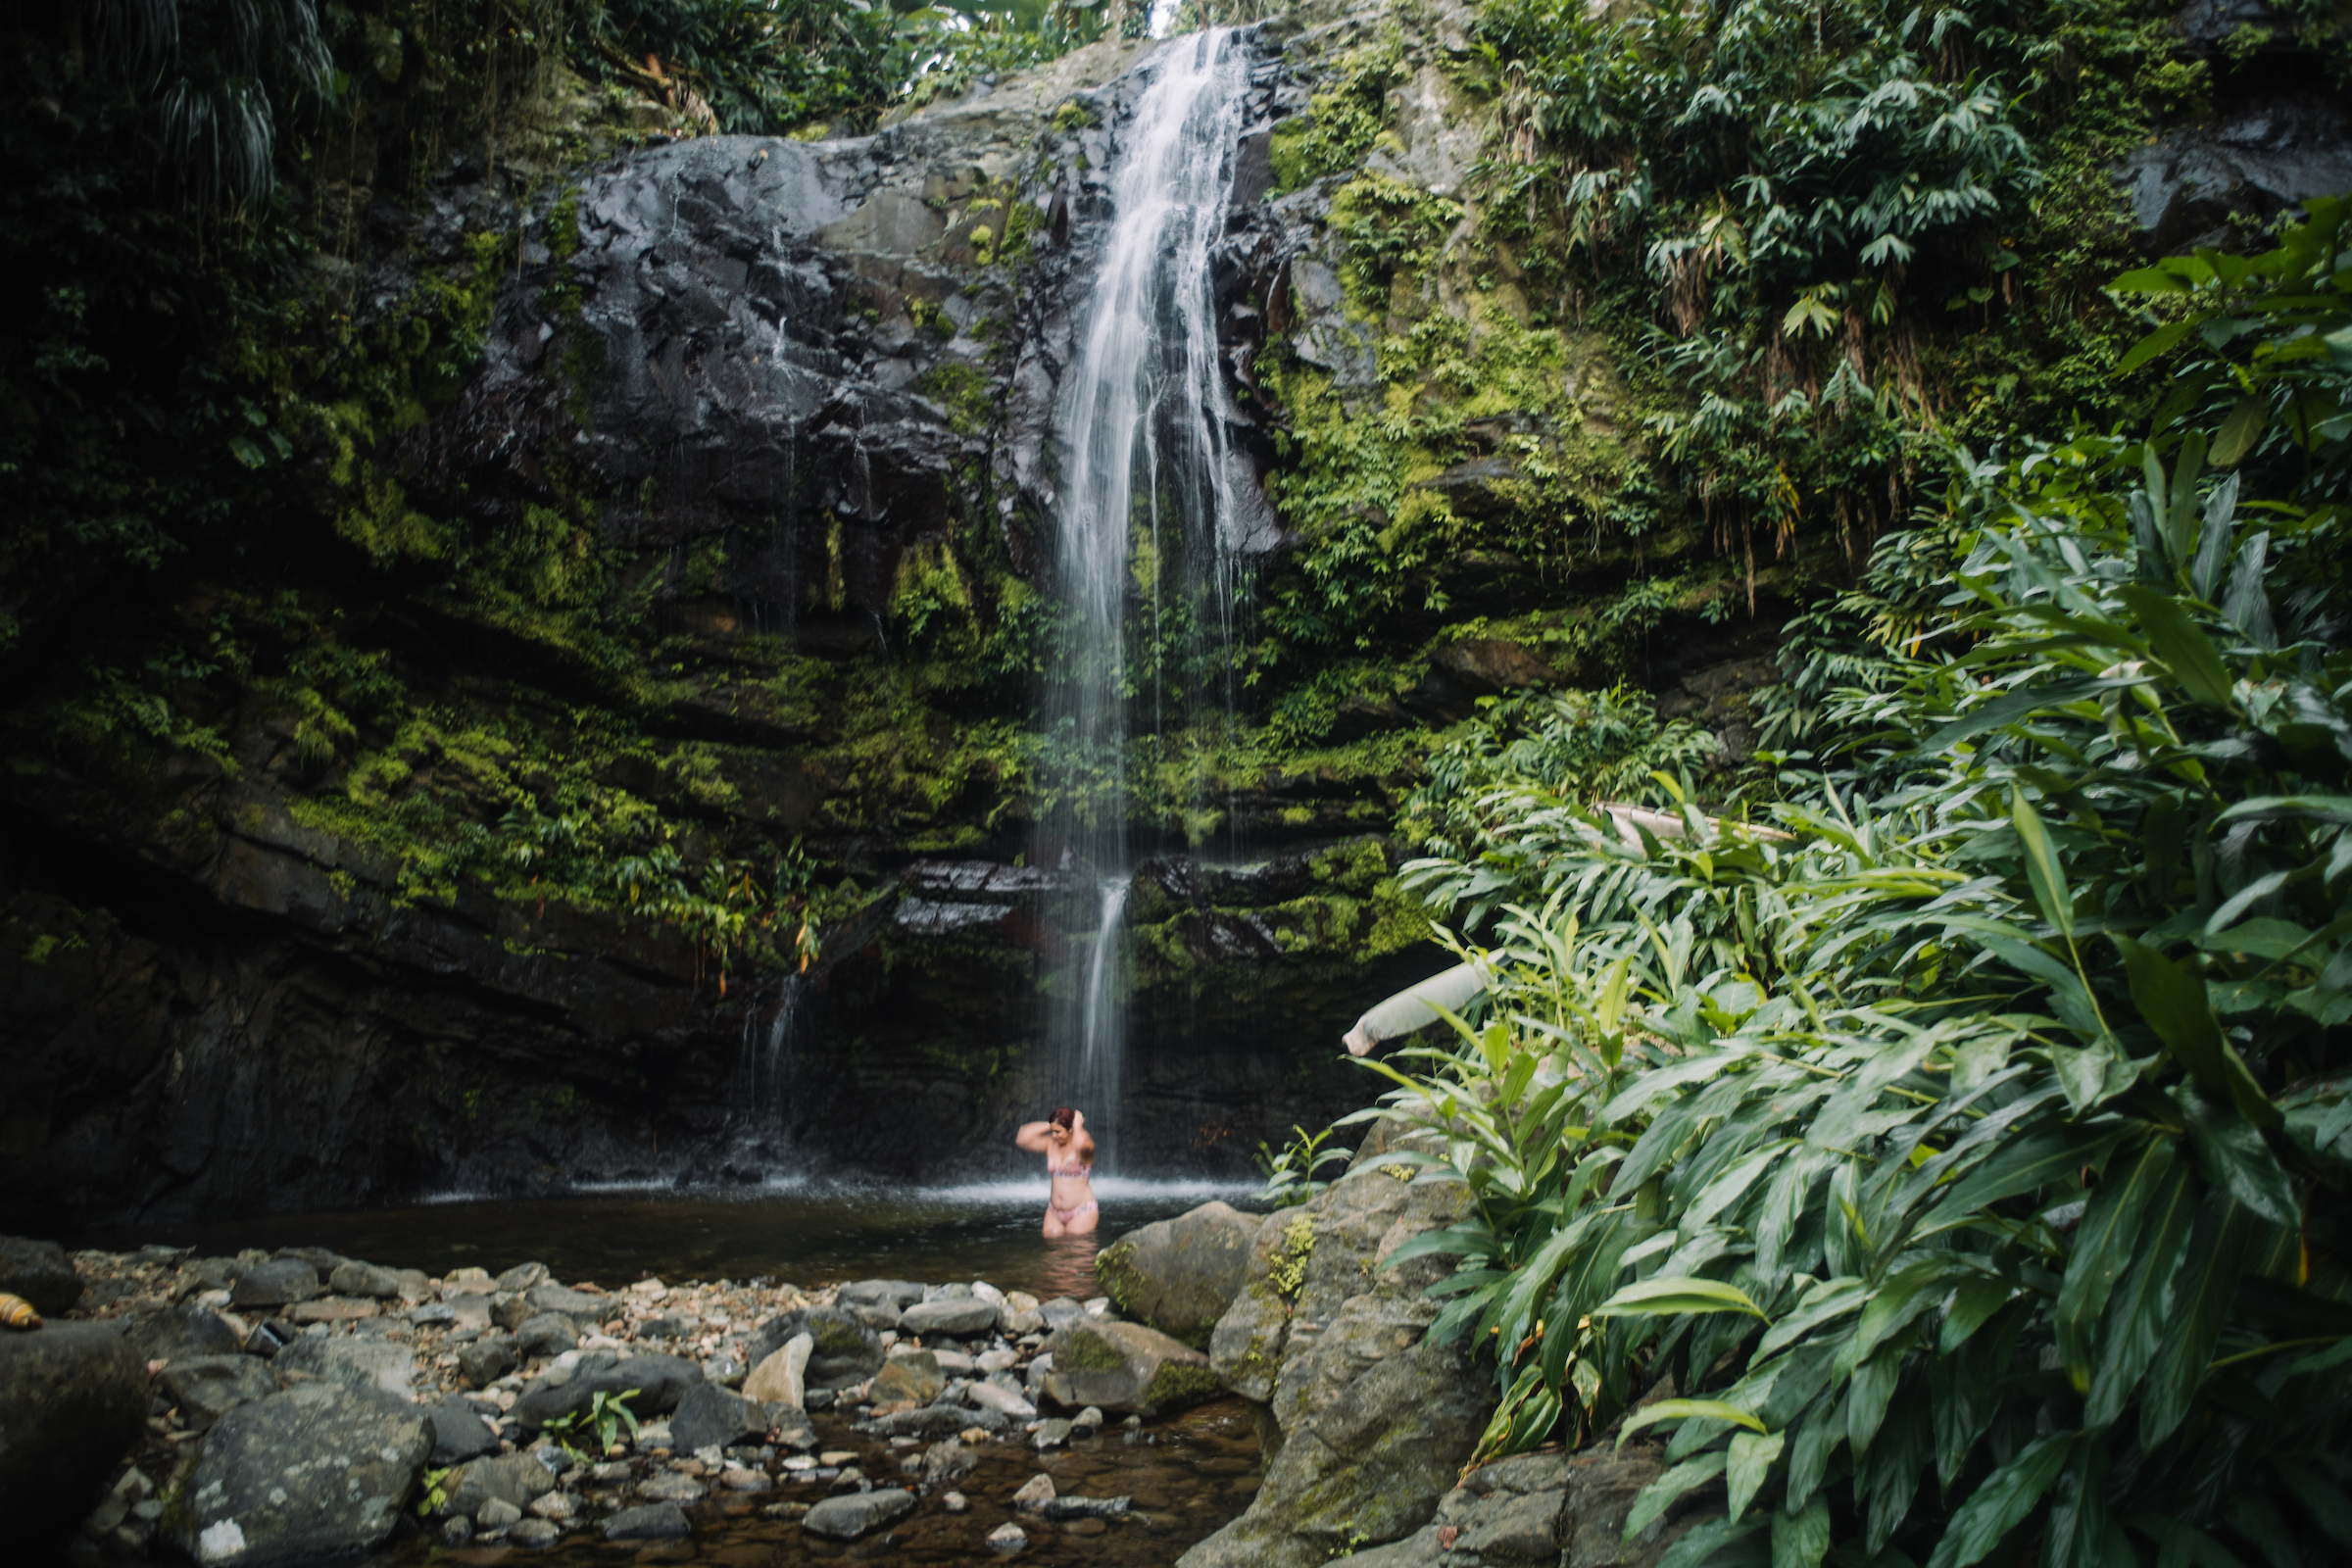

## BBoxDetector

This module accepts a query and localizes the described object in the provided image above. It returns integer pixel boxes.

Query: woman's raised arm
[1014,1121,1055,1152]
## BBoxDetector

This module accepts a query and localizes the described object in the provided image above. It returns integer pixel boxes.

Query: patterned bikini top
[1051,1154,1093,1178]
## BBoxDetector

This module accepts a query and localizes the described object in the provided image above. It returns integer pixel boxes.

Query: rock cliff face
[0,22,1431,1232]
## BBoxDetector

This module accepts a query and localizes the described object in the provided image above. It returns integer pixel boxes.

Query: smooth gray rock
[227,1258,319,1310]
[270,1335,414,1398]
[804,1487,916,1540]
[496,1262,550,1293]
[126,1304,243,1365]
[668,1382,765,1453]
[871,1348,947,1405]
[1328,1445,1717,1568]
[899,1297,999,1338]
[510,1515,561,1546]
[1040,1494,1132,1520]
[839,1279,926,1310]
[0,1319,147,1538]
[325,1261,404,1299]
[1094,1200,1260,1349]
[0,1235,84,1316]
[427,1398,503,1464]
[512,1311,578,1358]
[457,1337,516,1387]
[511,1351,701,1432]
[436,1451,558,1517]
[175,1383,431,1566]
[160,1355,279,1432]
[523,1284,609,1319]
[605,1501,692,1540]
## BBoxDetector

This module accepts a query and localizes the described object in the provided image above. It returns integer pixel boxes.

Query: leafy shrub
[1368,209,2352,1567]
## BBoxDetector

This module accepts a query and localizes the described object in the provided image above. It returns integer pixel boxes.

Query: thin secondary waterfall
[1041,28,1253,1168]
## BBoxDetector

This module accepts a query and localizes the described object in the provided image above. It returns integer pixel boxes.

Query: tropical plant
[1253,1121,1351,1207]
[544,1386,642,1459]
[1365,209,2352,1567]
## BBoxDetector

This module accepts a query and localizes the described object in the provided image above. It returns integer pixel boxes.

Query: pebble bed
[59,1243,1264,1565]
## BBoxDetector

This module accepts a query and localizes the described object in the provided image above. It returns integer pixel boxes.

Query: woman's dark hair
[1050,1107,1075,1130]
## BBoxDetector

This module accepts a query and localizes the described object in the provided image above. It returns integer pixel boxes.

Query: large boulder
[870,1349,947,1406]
[1095,1200,1260,1348]
[176,1383,432,1567]
[425,1398,502,1464]
[160,1355,280,1432]
[749,1308,883,1391]
[0,1235,84,1316]
[0,1320,147,1540]
[1038,1320,1218,1415]
[1180,1155,1494,1568]
[127,1304,244,1365]
[511,1351,701,1432]
[741,1331,811,1407]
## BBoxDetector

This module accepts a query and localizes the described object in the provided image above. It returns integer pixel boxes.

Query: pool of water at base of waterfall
[79,1178,1263,1304]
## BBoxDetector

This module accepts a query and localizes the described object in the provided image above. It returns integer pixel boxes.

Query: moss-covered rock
[1094,1200,1261,1349]
[1037,1320,1218,1415]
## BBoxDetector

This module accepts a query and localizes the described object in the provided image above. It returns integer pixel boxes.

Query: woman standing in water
[1016,1107,1098,1237]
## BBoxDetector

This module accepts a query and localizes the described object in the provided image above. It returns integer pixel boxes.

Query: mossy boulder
[1184,1150,1490,1568]
[1094,1200,1261,1349]
[1038,1320,1218,1415]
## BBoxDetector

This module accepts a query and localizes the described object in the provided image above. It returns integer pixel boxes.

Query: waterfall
[1040,27,1253,1170]
[735,973,804,1152]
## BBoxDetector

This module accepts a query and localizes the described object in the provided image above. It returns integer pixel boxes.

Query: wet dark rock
[804,1487,916,1540]
[125,1304,244,1365]
[840,1279,927,1311]
[427,1398,503,1464]
[512,1351,702,1432]
[0,1236,83,1316]
[176,1383,432,1567]
[1095,1200,1260,1348]
[1328,1444,1717,1568]
[0,1320,147,1540]
[159,1354,279,1432]
[605,1500,693,1540]
[899,1297,1000,1337]
[523,1284,608,1319]
[2121,88,2352,254]
[457,1337,517,1387]
[669,1382,767,1453]
[867,1401,1010,1439]
[228,1259,320,1310]
[512,1311,580,1357]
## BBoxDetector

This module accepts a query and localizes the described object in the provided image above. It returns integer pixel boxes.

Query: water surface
[89,1178,1260,1299]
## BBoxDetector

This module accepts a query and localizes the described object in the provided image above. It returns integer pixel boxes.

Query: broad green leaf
[1863,1387,1932,1553]
[2011,791,2072,938]
[2177,1088,2297,1225]
[2212,394,2268,467]
[1922,1433,2077,1568]
[2111,267,2193,293]
[2217,795,2352,827]
[2083,1153,2197,1431]
[1727,1429,1785,1522]
[1846,1342,1901,1456]
[1617,1397,1768,1446]
[1916,1125,2129,1241]
[1923,675,2135,752]
[2056,1135,2174,1392]
[2140,1193,2256,1447]
[1771,1494,1831,1568]
[2115,935,2278,1126]
[1596,1276,1772,1321]
[1786,1390,1842,1511]
[1655,1516,1768,1568]
[1933,1298,2023,1486]
[2116,585,2236,709]
[1623,1452,1726,1542]
[1938,1273,2016,1353]
[2116,318,2195,370]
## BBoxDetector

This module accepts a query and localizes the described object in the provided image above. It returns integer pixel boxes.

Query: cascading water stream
[1041,28,1254,1169]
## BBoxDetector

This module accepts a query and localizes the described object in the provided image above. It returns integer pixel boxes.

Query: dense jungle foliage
[1375,207,2352,1568]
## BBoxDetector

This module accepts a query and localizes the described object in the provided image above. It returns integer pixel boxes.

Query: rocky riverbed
[7,1157,1722,1568]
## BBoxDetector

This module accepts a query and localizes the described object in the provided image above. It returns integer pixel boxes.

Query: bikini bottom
[1048,1199,1099,1224]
